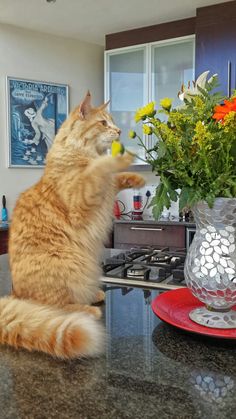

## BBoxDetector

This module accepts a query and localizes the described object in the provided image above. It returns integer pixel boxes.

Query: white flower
[178,71,218,101]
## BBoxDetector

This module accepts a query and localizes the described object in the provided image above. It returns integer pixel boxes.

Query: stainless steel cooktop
[101,247,187,290]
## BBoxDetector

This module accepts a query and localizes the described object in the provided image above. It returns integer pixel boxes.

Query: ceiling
[0,0,231,46]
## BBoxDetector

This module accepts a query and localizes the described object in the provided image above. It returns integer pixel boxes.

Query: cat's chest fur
[71,175,116,247]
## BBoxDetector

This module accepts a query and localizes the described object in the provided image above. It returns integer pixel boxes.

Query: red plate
[151,288,236,339]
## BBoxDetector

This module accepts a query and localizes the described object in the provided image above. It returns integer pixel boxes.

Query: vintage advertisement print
[7,77,69,167]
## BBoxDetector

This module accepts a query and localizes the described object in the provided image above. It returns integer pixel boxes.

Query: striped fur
[0,297,104,358]
[3,92,145,358]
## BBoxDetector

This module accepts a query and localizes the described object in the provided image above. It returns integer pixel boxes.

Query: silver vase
[184,198,236,329]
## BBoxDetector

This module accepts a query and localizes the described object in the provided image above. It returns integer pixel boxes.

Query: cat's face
[82,107,121,154]
[61,92,121,155]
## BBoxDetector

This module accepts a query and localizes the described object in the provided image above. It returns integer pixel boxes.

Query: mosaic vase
[184,198,236,329]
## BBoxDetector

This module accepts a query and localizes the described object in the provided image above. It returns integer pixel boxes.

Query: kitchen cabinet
[0,229,8,255]
[105,46,148,162]
[151,39,194,110]
[114,222,186,250]
[105,36,194,165]
[195,1,236,96]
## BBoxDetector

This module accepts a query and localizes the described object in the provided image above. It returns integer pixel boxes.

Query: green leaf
[168,188,178,202]
[179,187,196,210]
[152,205,162,220]
[148,195,158,209]
[205,193,215,208]
[148,183,171,219]
[231,140,236,161]
[158,141,167,158]
[197,85,209,98]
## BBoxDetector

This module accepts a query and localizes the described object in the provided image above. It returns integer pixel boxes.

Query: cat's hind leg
[93,289,105,304]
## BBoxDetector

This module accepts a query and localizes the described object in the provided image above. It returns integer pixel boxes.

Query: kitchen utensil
[1,195,8,222]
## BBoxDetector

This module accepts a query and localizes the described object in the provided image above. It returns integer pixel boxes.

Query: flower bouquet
[129,71,236,220]
[126,71,236,329]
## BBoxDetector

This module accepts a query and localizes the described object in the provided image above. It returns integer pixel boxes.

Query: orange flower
[213,98,236,122]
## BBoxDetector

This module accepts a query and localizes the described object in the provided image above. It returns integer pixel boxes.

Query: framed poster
[6,77,69,168]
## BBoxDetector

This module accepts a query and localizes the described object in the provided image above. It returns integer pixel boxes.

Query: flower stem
[135,134,155,162]
[126,149,147,163]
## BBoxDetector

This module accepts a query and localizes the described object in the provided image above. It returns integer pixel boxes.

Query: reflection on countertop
[0,253,235,419]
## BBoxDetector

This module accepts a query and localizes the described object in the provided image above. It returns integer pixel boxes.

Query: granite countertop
[0,254,236,419]
[114,219,196,227]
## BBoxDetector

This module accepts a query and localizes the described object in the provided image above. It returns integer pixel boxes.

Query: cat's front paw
[127,173,146,188]
[117,173,146,190]
[115,152,134,170]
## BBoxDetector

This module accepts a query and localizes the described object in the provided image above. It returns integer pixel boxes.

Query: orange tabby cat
[2,92,145,359]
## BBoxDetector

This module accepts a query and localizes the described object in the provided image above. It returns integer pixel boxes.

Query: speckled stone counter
[0,254,236,419]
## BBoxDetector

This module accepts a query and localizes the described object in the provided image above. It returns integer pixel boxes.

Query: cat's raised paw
[127,173,146,188]
[117,173,146,190]
[115,152,134,170]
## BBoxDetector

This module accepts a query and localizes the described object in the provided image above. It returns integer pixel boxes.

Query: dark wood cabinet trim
[196,1,236,27]
[105,17,196,50]
[106,1,236,50]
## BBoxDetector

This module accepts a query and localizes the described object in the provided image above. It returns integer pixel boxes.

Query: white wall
[0,23,104,216]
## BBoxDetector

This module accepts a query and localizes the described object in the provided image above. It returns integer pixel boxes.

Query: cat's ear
[79,91,92,119]
[98,100,110,111]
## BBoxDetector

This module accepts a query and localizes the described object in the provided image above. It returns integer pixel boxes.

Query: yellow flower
[193,121,211,149]
[143,125,152,135]
[134,102,156,122]
[223,111,236,130]
[160,97,173,111]
[129,130,136,139]
[111,140,125,156]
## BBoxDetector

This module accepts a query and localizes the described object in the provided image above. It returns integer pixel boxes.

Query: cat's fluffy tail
[0,296,105,358]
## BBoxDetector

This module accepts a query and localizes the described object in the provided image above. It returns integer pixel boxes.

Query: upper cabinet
[105,36,195,164]
[105,46,148,161]
[151,38,195,109]
[195,0,236,96]
[105,1,236,166]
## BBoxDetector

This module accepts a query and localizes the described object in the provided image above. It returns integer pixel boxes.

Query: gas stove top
[101,247,187,290]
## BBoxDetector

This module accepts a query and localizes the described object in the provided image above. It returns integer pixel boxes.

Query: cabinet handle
[227,60,231,97]
[130,227,164,231]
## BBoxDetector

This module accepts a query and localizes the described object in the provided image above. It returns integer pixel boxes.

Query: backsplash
[117,172,179,220]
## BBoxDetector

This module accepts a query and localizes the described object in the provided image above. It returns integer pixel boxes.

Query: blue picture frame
[6,77,69,168]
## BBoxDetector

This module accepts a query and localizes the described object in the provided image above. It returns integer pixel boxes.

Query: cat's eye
[100,120,108,127]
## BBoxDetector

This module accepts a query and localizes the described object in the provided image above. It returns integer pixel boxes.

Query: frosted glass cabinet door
[105,47,148,161]
[151,38,195,111]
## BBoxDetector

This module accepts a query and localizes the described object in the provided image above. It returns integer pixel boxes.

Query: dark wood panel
[106,17,196,50]
[0,230,8,255]
[114,223,185,250]
[196,1,236,26]
[195,1,236,95]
